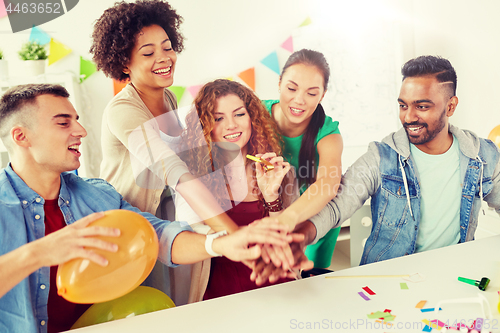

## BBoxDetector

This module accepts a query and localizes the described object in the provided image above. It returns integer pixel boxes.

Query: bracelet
[263,196,283,212]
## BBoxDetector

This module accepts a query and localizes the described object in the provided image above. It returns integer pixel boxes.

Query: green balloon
[71,286,175,329]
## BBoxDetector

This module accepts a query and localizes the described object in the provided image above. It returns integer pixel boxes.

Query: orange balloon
[488,125,500,149]
[56,209,159,304]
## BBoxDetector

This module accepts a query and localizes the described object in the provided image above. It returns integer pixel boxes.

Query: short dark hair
[401,55,457,97]
[90,0,184,81]
[0,83,69,143]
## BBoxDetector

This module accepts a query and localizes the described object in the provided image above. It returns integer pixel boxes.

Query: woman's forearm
[175,173,239,233]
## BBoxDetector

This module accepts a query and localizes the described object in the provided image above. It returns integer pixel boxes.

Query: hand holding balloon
[33,212,120,267]
[57,209,159,304]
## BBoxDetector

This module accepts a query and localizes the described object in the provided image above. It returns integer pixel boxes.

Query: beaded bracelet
[263,196,283,212]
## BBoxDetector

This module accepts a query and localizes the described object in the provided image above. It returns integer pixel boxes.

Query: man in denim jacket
[312,55,500,266]
[0,84,295,333]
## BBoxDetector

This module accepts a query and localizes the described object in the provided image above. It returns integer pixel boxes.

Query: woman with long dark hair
[263,49,343,269]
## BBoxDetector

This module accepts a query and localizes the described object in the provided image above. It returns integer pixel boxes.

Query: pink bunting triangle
[0,0,7,18]
[187,85,203,98]
[281,36,293,53]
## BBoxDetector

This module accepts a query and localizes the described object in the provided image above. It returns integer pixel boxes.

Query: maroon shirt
[44,199,91,332]
[203,200,292,300]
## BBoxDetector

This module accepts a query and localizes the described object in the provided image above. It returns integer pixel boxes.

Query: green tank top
[262,100,340,193]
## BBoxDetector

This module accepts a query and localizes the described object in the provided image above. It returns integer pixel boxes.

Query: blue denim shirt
[360,127,500,264]
[320,125,500,265]
[0,165,191,333]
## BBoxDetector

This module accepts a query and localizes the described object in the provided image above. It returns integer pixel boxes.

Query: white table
[72,235,500,333]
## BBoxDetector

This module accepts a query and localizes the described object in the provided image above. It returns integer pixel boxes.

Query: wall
[0,0,499,176]
[408,0,500,138]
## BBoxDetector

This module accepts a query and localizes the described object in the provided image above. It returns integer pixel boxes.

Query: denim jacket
[0,165,191,333]
[319,125,500,265]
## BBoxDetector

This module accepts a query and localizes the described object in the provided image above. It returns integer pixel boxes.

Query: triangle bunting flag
[48,38,72,65]
[113,79,129,96]
[237,67,255,91]
[187,85,203,98]
[79,56,97,82]
[0,0,7,18]
[281,36,294,53]
[260,51,280,75]
[169,86,186,103]
[299,17,312,27]
[29,26,51,45]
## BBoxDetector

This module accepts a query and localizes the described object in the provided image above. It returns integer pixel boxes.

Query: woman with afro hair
[91,0,239,304]
[176,79,305,301]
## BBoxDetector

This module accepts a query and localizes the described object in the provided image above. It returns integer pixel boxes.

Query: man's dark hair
[401,55,457,97]
[0,84,69,145]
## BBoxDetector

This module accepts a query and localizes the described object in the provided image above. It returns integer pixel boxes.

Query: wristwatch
[205,230,228,257]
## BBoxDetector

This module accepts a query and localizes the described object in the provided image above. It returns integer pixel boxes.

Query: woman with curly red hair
[90,0,239,303]
[176,79,297,301]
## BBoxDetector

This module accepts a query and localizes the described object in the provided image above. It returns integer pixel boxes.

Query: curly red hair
[180,79,293,206]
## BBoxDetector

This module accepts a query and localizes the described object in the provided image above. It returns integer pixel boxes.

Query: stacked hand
[244,218,314,285]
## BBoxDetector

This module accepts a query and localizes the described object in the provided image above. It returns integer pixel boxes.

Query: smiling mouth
[224,133,242,140]
[153,66,172,75]
[68,144,80,153]
[290,107,305,115]
[407,126,423,132]
[404,123,427,134]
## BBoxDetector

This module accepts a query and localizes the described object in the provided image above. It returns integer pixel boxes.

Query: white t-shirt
[411,135,461,252]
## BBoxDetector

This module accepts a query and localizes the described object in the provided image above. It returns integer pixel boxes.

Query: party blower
[246,154,274,172]
[458,276,490,291]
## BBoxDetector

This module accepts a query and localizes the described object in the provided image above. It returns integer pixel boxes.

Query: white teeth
[224,133,241,139]
[153,67,171,74]
[68,145,79,152]
[408,126,423,132]
[290,107,304,114]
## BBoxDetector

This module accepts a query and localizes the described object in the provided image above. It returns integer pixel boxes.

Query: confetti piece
[362,286,376,295]
[422,325,432,332]
[358,292,370,301]
[367,311,388,319]
[420,307,442,312]
[431,319,446,328]
[400,282,409,289]
[415,300,427,308]
[383,309,391,313]
[403,272,426,283]
[421,319,439,329]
